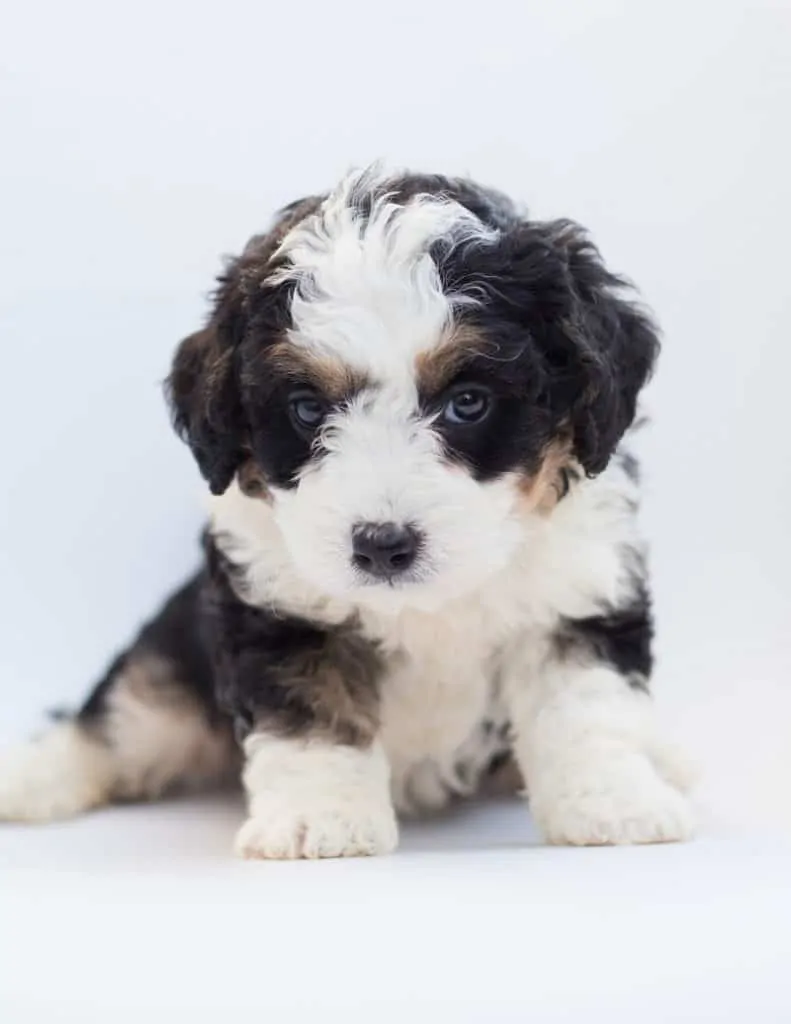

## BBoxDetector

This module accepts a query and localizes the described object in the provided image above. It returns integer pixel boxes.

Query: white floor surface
[2,793,790,1023]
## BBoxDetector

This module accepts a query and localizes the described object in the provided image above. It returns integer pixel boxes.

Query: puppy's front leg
[204,548,397,859]
[235,734,397,859]
[224,651,398,860]
[505,633,695,846]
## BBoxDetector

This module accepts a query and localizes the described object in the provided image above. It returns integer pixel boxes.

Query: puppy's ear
[166,320,246,495]
[166,196,324,495]
[166,257,251,494]
[539,221,660,475]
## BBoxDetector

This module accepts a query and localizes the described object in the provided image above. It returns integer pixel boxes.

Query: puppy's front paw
[532,758,695,846]
[234,801,398,860]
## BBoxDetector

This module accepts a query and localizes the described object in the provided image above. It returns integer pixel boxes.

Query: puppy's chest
[370,612,510,813]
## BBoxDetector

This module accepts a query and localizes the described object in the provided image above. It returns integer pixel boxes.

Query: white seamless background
[1,2,789,1021]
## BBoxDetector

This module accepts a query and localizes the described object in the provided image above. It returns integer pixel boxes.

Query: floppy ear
[165,196,324,495]
[541,221,660,475]
[166,249,252,495]
[166,318,247,496]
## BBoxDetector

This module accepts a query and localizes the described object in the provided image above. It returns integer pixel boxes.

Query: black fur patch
[201,536,385,746]
[78,573,220,729]
[421,219,658,481]
[78,535,386,751]
[554,585,653,688]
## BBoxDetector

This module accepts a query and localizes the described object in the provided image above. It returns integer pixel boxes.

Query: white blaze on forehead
[271,167,497,382]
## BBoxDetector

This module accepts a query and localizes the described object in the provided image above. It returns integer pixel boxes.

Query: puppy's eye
[442,386,492,425]
[288,391,327,433]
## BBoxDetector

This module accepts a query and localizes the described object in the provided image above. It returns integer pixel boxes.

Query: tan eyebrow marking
[248,341,371,403]
[414,324,494,395]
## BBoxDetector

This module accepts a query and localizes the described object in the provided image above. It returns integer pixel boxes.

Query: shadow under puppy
[0,167,695,857]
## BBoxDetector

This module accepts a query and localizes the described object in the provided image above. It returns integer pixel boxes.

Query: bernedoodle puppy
[0,167,695,858]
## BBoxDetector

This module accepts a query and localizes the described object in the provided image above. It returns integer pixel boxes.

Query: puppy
[0,167,694,857]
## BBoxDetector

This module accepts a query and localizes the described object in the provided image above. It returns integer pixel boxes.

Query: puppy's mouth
[350,557,433,590]
[351,567,426,590]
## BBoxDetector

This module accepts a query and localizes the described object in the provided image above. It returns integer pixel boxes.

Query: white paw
[238,735,398,859]
[234,801,398,860]
[0,723,114,823]
[531,758,696,846]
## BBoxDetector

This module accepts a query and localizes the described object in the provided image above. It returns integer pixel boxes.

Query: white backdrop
[2,0,789,824]
[1,2,790,1019]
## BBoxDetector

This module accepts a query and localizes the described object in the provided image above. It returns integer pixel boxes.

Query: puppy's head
[167,168,659,607]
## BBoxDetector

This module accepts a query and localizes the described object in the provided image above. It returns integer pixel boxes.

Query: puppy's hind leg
[0,576,237,823]
[0,713,118,823]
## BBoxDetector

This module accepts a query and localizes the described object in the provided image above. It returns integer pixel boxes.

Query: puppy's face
[168,170,658,606]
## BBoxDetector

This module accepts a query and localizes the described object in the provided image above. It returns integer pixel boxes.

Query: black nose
[351,522,420,580]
